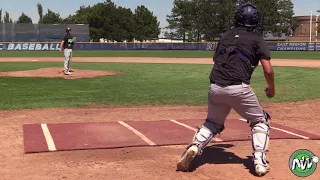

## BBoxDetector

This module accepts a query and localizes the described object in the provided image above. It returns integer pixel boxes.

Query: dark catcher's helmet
[66,27,72,33]
[234,2,261,28]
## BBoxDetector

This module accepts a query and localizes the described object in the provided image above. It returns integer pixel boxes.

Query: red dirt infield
[2,57,320,179]
[23,118,320,154]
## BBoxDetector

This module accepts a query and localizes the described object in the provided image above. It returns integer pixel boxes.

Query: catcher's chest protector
[216,31,255,69]
[210,28,262,86]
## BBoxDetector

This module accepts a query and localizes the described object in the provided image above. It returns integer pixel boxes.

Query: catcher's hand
[265,87,275,98]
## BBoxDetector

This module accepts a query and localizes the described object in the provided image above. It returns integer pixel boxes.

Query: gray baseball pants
[207,83,266,128]
[64,49,72,73]
[190,82,270,164]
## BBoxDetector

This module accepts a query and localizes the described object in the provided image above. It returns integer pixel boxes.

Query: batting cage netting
[0,23,90,42]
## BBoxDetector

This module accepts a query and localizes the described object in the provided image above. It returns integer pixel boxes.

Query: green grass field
[1,62,320,110]
[0,50,320,59]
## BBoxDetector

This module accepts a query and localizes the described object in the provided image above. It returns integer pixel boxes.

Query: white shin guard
[188,120,222,155]
[251,122,270,165]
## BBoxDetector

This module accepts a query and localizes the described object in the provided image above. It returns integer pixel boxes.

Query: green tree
[317,9,320,39]
[115,6,136,41]
[212,0,239,36]
[87,0,143,42]
[163,31,173,39]
[42,9,63,24]
[166,0,239,41]
[0,9,2,23]
[17,12,33,23]
[166,0,295,41]
[87,1,117,41]
[60,0,162,41]
[66,5,92,24]
[273,0,294,35]
[133,5,161,41]
[166,0,194,41]
[37,3,43,23]
[198,0,222,41]
[3,11,13,23]
[162,28,183,39]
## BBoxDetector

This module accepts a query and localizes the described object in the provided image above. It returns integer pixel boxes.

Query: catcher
[176,2,275,177]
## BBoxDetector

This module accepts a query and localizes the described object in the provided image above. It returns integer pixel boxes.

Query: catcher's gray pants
[207,83,266,127]
[191,82,270,165]
[64,49,73,73]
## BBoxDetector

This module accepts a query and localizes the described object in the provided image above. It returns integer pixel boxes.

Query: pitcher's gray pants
[64,49,72,73]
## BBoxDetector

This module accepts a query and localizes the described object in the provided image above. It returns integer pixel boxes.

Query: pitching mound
[0,67,124,79]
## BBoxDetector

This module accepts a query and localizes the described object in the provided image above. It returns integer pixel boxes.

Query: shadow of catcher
[188,144,256,175]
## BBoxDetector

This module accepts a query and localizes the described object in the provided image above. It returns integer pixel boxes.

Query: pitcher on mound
[60,27,76,75]
[176,2,275,177]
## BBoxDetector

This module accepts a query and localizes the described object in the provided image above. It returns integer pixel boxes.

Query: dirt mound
[0,67,124,79]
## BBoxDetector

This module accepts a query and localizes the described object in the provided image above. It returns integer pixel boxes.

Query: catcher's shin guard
[251,111,271,175]
[188,120,223,155]
[177,120,223,172]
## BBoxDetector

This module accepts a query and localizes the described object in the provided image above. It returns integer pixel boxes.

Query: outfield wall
[0,42,320,51]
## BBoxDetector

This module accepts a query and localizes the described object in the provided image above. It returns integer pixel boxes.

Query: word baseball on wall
[0,42,319,51]
[0,43,60,51]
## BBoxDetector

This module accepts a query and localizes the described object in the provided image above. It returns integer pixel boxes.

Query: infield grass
[0,62,320,110]
[0,50,320,59]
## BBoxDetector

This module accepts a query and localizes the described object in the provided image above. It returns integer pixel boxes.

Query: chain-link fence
[0,23,90,42]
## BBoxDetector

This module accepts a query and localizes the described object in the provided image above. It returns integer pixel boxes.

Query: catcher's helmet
[234,3,260,28]
[66,27,72,33]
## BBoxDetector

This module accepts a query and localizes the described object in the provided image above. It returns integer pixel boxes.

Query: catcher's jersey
[209,27,270,86]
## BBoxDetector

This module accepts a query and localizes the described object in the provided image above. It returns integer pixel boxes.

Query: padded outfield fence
[0,23,90,42]
[0,22,319,51]
[0,42,320,51]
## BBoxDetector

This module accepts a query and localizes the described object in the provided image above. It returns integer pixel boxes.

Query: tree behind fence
[0,23,89,42]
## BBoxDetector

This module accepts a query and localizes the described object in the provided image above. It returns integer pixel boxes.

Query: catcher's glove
[263,110,271,122]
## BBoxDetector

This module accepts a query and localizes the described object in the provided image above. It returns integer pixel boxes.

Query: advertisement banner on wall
[268,42,318,51]
[0,42,319,51]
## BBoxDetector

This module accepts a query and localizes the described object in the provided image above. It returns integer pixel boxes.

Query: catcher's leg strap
[188,119,224,156]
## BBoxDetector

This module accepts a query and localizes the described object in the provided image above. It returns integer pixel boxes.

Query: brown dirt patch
[0,67,124,79]
[1,103,320,180]
[1,57,320,180]
[1,57,320,68]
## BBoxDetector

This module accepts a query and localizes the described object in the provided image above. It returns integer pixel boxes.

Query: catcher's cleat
[176,145,198,172]
[254,164,270,176]
[253,153,270,176]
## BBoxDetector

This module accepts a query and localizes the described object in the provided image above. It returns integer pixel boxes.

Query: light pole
[310,11,313,42]
[316,15,319,42]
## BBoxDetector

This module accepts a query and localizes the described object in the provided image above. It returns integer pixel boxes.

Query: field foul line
[40,124,57,151]
[238,118,310,139]
[118,121,156,146]
[170,119,223,142]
